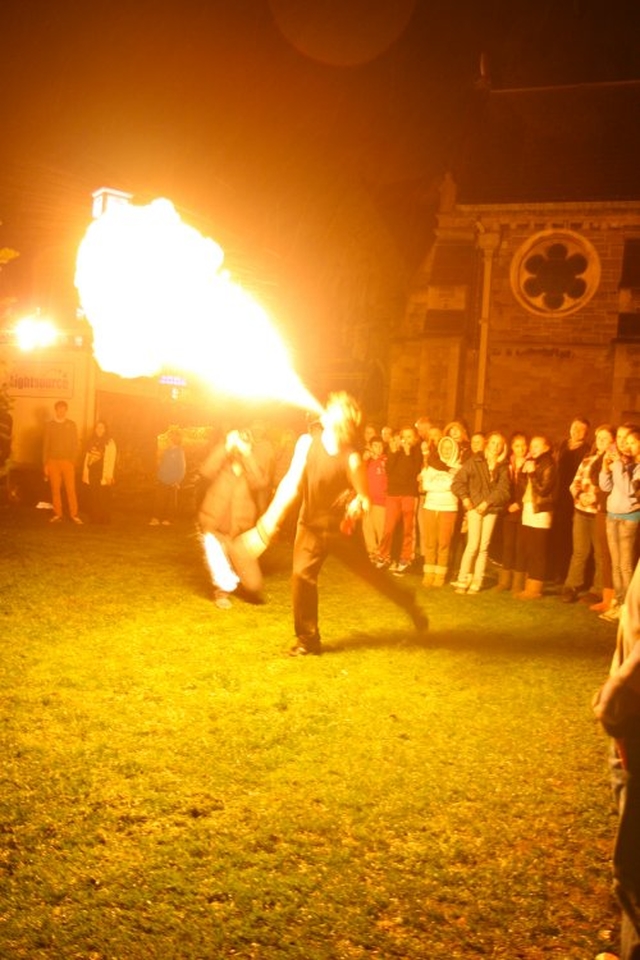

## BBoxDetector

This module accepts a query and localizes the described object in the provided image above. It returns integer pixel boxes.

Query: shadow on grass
[327,622,612,660]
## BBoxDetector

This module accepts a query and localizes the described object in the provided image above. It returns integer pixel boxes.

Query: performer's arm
[240,434,311,555]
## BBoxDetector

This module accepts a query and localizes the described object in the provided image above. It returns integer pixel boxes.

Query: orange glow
[75,198,322,412]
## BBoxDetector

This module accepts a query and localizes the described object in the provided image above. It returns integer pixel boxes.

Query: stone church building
[386,80,640,439]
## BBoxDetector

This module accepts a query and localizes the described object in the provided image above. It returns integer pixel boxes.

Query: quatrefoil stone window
[510,230,600,316]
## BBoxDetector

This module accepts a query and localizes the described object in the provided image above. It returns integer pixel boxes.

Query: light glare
[15,316,58,351]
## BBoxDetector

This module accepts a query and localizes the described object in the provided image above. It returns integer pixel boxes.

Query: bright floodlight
[15,316,58,351]
[75,197,321,412]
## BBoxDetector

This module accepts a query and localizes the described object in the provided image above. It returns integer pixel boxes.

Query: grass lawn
[0,504,622,959]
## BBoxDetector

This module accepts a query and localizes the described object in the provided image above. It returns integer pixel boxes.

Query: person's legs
[456,509,481,584]
[47,460,63,518]
[470,513,497,589]
[501,518,518,572]
[608,516,625,605]
[60,459,78,518]
[564,510,593,590]
[292,524,326,653]
[361,510,377,557]
[527,527,549,582]
[619,520,640,602]
[422,509,438,584]
[376,496,402,563]
[417,506,429,570]
[227,537,264,597]
[399,496,418,564]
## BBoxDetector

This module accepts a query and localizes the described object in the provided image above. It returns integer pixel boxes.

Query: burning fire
[75,197,321,412]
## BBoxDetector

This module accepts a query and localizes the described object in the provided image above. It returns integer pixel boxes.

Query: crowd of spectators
[360,414,640,620]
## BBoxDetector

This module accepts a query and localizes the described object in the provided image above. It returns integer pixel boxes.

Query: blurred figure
[362,435,387,560]
[380,425,393,452]
[470,432,485,454]
[198,429,268,608]
[362,422,379,461]
[550,417,590,583]
[43,400,82,524]
[150,428,186,526]
[599,425,640,621]
[450,431,510,593]
[594,557,640,960]
[82,420,117,523]
[589,425,618,614]
[238,393,428,656]
[443,421,470,463]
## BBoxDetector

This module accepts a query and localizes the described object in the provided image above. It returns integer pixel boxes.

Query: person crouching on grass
[198,429,269,609]
[237,392,428,657]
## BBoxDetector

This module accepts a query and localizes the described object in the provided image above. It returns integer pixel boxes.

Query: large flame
[75,198,321,412]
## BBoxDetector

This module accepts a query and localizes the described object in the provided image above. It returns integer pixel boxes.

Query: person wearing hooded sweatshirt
[419,434,461,588]
[594,557,640,960]
[450,431,510,594]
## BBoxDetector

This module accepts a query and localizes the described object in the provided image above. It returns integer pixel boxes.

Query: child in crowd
[362,436,387,561]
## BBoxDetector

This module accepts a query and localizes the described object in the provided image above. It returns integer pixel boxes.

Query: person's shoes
[214,591,232,610]
[288,644,321,657]
[560,586,578,603]
[392,562,410,577]
[49,515,62,523]
[467,582,482,594]
[579,591,600,605]
[72,516,83,525]
[599,605,620,622]
[450,577,469,590]
[149,518,160,526]
[422,573,435,588]
[432,573,446,587]
[373,556,389,570]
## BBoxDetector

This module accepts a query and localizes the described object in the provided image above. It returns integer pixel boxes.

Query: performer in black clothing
[238,392,428,656]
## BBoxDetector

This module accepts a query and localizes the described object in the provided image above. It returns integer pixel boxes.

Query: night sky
[1,0,639,365]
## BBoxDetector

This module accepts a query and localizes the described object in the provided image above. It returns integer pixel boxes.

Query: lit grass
[0,506,621,959]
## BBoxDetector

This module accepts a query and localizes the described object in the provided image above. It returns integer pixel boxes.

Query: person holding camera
[198,429,269,609]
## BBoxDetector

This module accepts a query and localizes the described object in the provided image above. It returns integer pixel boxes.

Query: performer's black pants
[292,522,427,651]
